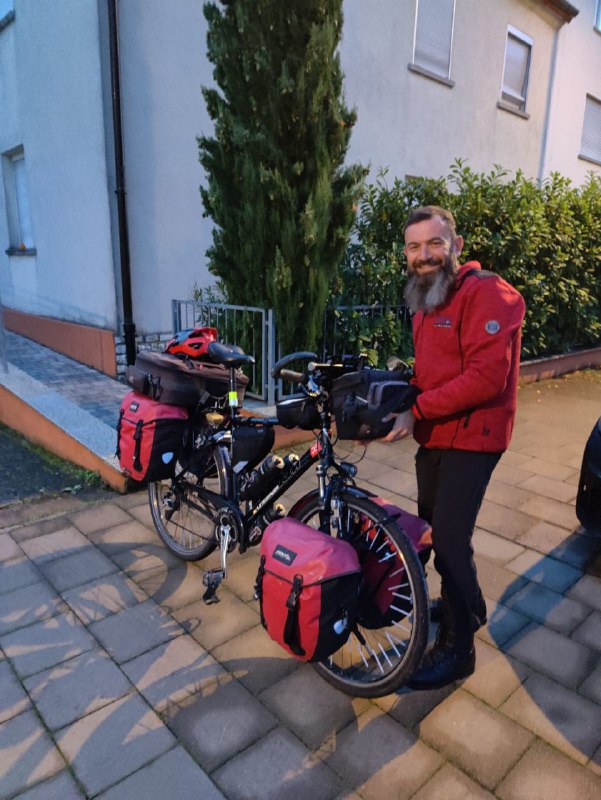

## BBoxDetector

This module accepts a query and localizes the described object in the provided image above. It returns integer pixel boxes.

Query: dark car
[577,416,601,535]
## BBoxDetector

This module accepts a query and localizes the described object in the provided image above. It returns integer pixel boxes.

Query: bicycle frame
[200,414,355,551]
[146,349,430,696]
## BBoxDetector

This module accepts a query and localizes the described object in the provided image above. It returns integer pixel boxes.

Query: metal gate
[172,299,276,403]
[171,298,410,404]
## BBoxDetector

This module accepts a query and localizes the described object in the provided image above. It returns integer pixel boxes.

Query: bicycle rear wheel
[148,443,231,561]
[290,489,429,697]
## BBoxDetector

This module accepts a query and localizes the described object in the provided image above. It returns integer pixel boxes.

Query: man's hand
[382,409,416,443]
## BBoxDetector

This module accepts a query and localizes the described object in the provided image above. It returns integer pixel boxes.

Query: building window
[412,0,455,81]
[0,0,14,31]
[2,148,36,255]
[500,26,532,114]
[596,0,601,32]
[580,95,601,165]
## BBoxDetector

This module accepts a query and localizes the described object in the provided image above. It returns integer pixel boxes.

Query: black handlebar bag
[331,368,420,439]
[576,416,601,535]
[255,518,361,662]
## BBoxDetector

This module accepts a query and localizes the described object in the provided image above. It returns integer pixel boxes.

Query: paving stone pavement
[0,371,601,798]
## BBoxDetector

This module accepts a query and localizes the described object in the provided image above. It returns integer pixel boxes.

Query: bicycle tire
[289,489,429,697]
[148,443,231,561]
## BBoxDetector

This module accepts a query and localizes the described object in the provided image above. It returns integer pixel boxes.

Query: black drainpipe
[108,0,137,365]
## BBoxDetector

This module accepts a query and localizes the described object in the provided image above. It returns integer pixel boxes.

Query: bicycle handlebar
[279,368,305,383]
[272,351,318,379]
[273,352,371,394]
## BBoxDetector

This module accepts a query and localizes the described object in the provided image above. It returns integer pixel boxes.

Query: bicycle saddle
[207,341,255,368]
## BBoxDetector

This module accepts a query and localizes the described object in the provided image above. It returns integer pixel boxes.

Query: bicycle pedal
[202,568,225,588]
[202,587,221,605]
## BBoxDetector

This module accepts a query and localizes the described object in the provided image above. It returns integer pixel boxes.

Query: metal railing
[172,300,276,403]
[171,298,411,404]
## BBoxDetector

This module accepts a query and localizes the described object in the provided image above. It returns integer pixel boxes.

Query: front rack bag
[357,497,431,629]
[255,518,361,662]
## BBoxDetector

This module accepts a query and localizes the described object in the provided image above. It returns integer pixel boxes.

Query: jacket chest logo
[432,317,452,329]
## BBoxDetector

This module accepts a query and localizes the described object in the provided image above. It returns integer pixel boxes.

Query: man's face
[403,215,464,312]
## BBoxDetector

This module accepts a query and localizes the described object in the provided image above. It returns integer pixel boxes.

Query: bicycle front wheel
[148,443,231,561]
[290,489,429,697]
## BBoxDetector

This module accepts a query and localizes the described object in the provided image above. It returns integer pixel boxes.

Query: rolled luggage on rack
[125,350,249,408]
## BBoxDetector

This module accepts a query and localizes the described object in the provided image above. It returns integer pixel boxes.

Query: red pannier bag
[116,391,188,484]
[357,498,431,629]
[255,518,361,662]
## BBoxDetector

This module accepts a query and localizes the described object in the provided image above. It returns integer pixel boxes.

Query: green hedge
[331,161,601,361]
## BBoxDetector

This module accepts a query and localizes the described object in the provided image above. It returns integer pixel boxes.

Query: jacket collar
[454,261,482,289]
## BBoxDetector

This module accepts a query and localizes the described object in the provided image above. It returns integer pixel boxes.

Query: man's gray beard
[403,266,456,313]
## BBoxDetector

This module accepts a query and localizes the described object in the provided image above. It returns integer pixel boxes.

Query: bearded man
[384,205,525,690]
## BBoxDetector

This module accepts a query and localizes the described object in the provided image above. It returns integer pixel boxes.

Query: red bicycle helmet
[164,327,218,358]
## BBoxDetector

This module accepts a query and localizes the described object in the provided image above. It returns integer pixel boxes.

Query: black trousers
[415,446,502,648]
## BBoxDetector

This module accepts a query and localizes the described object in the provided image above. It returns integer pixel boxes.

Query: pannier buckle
[286,575,303,609]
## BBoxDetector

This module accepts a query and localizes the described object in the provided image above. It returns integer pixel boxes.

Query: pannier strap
[133,419,144,472]
[115,408,124,458]
[144,374,163,401]
[283,574,306,657]
[255,555,266,628]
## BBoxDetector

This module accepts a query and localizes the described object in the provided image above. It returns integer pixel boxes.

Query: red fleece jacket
[411,261,526,452]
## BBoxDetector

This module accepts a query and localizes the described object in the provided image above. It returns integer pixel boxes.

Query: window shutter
[414,0,455,78]
[581,95,601,163]
[502,33,531,110]
[13,155,34,248]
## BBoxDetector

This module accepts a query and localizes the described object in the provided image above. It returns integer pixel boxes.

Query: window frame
[2,147,36,256]
[0,0,14,32]
[498,25,533,118]
[409,0,456,88]
[579,93,601,167]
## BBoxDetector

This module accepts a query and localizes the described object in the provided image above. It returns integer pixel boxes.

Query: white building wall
[0,0,117,328]
[1,0,597,354]
[542,0,601,181]
[340,0,567,182]
[116,0,214,335]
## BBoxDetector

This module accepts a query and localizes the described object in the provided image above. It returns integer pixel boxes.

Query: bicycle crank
[202,506,244,605]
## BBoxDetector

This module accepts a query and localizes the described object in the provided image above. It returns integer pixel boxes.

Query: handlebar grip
[280,369,305,384]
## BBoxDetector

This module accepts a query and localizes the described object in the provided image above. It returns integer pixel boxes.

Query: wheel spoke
[148,445,229,561]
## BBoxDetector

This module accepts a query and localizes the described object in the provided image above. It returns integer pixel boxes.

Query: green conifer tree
[199,0,365,352]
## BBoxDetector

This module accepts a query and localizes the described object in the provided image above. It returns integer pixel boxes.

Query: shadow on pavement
[484,527,601,766]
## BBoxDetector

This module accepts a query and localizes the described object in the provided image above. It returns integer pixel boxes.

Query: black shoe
[407,643,475,690]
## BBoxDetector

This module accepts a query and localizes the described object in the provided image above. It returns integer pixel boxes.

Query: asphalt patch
[0,423,102,506]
